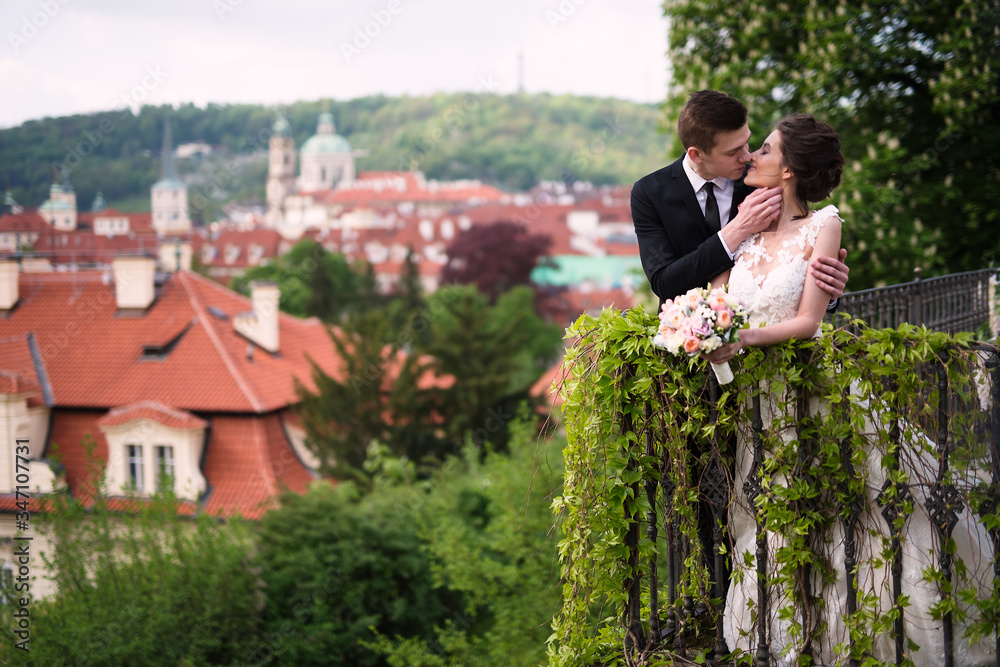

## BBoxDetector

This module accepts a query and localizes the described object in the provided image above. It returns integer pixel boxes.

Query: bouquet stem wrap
[710,361,734,385]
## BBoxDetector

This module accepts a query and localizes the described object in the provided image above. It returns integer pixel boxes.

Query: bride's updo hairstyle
[776,114,844,206]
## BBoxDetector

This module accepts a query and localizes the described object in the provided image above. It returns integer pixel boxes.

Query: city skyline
[1,0,670,129]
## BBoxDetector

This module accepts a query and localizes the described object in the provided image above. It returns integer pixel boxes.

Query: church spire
[317,99,335,135]
[160,115,178,181]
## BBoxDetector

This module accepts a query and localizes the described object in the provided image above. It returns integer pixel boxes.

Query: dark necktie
[703,182,721,233]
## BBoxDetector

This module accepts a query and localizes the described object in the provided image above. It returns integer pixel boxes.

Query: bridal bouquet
[651,285,749,385]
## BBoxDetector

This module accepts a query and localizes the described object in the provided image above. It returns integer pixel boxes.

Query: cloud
[0,0,668,128]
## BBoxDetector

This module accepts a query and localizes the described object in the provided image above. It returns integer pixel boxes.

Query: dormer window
[98,402,207,500]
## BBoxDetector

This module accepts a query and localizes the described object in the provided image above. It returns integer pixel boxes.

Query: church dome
[301,109,351,155]
[152,177,186,190]
[301,132,351,155]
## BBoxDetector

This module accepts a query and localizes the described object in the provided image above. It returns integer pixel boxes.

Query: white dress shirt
[682,155,736,258]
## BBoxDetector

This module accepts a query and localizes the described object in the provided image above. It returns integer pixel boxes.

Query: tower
[151,115,191,235]
[266,112,296,226]
[298,101,354,192]
[38,166,78,231]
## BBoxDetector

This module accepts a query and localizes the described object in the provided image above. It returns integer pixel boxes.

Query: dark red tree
[440,220,553,303]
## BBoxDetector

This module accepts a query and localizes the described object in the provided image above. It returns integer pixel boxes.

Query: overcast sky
[1,0,669,129]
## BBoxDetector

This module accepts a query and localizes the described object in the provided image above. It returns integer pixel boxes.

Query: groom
[630,90,849,602]
[631,89,849,305]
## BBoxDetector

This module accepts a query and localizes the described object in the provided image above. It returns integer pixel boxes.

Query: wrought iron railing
[621,344,1000,665]
[826,268,1000,335]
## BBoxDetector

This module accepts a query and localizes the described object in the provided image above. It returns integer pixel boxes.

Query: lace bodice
[728,205,840,331]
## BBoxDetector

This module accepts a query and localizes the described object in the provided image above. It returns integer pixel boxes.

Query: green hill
[0,94,668,222]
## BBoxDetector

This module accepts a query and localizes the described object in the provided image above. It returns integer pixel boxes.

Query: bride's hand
[704,340,744,364]
[721,186,782,244]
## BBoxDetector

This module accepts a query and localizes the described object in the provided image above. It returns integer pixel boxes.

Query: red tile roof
[47,409,110,497]
[529,360,567,410]
[32,229,158,265]
[0,334,45,405]
[97,400,208,430]
[0,211,51,234]
[0,268,348,518]
[561,287,634,315]
[41,404,316,519]
[318,171,508,206]
[201,413,315,519]
[0,369,40,396]
[0,270,342,413]
[192,228,285,269]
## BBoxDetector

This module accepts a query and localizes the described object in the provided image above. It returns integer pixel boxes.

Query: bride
[704,114,996,666]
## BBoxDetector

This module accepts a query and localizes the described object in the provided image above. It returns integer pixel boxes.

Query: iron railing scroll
[617,341,1000,666]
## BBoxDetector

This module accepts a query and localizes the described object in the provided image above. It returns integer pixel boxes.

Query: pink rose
[718,310,732,328]
[709,295,728,311]
[664,309,684,329]
[683,337,701,354]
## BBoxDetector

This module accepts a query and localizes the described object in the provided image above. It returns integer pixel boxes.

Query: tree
[420,285,561,447]
[305,248,359,322]
[365,412,565,667]
[440,221,553,302]
[231,239,362,321]
[295,306,435,479]
[0,442,261,666]
[663,0,1000,288]
[253,481,461,667]
[394,247,425,320]
[1,94,665,211]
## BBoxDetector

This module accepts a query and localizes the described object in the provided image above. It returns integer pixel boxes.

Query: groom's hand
[720,187,782,252]
[811,248,849,299]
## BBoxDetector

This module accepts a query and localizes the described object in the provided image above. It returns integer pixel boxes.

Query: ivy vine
[549,306,999,667]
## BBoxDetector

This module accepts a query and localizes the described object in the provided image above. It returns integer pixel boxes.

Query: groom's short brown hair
[677,90,748,152]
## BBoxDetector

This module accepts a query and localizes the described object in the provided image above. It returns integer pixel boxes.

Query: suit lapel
[668,159,715,238]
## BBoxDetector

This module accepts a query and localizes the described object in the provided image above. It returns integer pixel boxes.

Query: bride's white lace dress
[722,205,996,666]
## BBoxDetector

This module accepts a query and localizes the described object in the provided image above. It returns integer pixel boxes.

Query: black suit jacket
[631,157,754,303]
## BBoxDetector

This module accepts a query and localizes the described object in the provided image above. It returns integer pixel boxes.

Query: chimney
[234,281,279,354]
[112,255,156,310]
[0,259,18,311]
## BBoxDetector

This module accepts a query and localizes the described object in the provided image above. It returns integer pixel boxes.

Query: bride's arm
[710,269,731,291]
[705,217,843,362]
